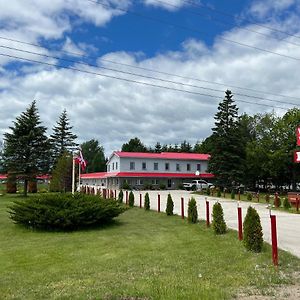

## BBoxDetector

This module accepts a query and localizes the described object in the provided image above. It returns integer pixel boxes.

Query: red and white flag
[294,151,300,163]
[75,150,87,171]
[297,127,300,146]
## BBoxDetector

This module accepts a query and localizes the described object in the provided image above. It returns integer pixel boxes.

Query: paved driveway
[130,190,300,258]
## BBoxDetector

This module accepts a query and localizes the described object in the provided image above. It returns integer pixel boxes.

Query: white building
[81,151,214,190]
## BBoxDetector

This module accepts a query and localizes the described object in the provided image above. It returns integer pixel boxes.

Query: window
[142,162,147,170]
[152,179,159,185]
[187,163,191,171]
[197,164,201,171]
[116,162,118,170]
[176,163,180,171]
[154,162,158,170]
[165,163,169,170]
[130,162,135,170]
[108,165,110,172]
[112,162,114,170]
[136,179,144,185]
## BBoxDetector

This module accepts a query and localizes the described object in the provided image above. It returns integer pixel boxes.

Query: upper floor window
[142,162,147,170]
[108,165,110,172]
[130,161,135,170]
[176,163,180,171]
[187,163,191,171]
[116,162,118,170]
[197,164,201,171]
[112,162,114,170]
[165,163,169,171]
[154,162,158,170]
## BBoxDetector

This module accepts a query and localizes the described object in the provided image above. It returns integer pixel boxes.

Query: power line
[1,35,300,102]
[1,44,299,107]
[0,52,290,110]
[86,0,300,62]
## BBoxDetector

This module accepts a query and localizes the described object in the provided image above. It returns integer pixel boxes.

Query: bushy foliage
[159,183,166,190]
[283,197,291,210]
[129,191,135,207]
[188,197,198,223]
[243,206,263,252]
[212,202,227,234]
[166,193,174,216]
[118,190,124,203]
[8,193,127,231]
[246,193,253,201]
[231,189,235,199]
[144,192,150,210]
[122,181,131,190]
[206,188,211,196]
[217,189,221,197]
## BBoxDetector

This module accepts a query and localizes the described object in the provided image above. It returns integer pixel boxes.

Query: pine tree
[50,109,77,163]
[212,202,227,234]
[166,193,174,215]
[208,90,245,187]
[188,197,198,223]
[2,101,50,196]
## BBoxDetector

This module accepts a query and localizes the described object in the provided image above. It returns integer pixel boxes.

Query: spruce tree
[2,101,50,196]
[208,90,245,187]
[188,197,198,223]
[50,109,77,163]
[166,193,174,215]
[212,202,227,234]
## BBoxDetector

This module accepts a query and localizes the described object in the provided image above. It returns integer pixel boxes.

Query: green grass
[0,194,300,300]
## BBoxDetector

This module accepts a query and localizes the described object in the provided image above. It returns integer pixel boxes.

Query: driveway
[130,190,300,258]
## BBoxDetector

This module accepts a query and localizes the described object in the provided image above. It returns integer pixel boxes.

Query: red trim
[81,172,214,179]
[113,151,210,161]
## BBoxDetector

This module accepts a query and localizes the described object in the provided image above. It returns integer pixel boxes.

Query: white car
[183,180,214,191]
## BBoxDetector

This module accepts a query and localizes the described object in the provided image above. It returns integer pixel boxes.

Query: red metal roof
[113,151,210,161]
[81,172,214,179]
[0,174,6,180]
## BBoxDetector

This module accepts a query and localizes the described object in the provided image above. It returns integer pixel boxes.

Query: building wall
[107,155,120,173]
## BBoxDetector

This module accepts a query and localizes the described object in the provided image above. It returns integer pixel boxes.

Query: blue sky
[1,0,300,155]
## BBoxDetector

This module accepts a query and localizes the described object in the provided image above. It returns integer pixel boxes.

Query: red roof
[113,151,210,161]
[0,174,50,180]
[81,172,214,179]
[0,174,6,180]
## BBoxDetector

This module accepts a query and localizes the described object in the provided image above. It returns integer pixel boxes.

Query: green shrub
[231,189,235,200]
[265,194,270,203]
[122,181,131,190]
[118,190,124,203]
[283,197,291,210]
[144,192,150,211]
[159,183,166,190]
[243,206,263,252]
[8,193,127,231]
[166,194,174,215]
[246,193,253,201]
[217,189,221,197]
[129,191,135,207]
[206,188,211,196]
[188,197,198,223]
[212,202,226,234]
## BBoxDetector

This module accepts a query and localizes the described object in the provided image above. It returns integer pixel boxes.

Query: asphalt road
[129,190,300,258]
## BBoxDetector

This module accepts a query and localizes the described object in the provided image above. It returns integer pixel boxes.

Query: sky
[1,0,300,156]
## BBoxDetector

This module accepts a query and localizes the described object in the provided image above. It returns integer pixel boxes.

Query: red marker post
[181,197,184,219]
[139,193,142,208]
[237,204,243,241]
[157,194,160,213]
[126,190,128,205]
[296,195,299,212]
[270,214,278,267]
[206,199,210,227]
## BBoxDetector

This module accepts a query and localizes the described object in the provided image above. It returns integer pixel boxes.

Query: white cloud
[143,0,189,11]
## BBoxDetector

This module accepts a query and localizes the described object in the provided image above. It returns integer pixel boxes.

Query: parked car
[183,180,214,191]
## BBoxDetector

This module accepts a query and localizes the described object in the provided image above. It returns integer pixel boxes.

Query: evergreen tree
[212,202,227,234]
[154,142,162,153]
[166,193,174,215]
[121,137,147,152]
[188,197,198,223]
[50,109,77,163]
[208,90,245,187]
[2,101,50,196]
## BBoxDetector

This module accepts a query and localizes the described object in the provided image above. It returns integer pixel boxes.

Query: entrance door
[167,179,172,188]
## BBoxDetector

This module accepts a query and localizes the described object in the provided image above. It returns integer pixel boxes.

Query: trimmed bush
[212,202,227,234]
[8,193,127,231]
[247,193,253,201]
[231,189,235,200]
[243,206,263,252]
[188,197,198,223]
[144,192,150,211]
[217,189,221,197]
[159,183,166,190]
[122,181,131,190]
[283,197,291,210]
[166,194,174,216]
[129,191,135,207]
[118,190,124,203]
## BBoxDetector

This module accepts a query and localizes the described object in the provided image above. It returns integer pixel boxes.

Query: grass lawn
[0,194,300,300]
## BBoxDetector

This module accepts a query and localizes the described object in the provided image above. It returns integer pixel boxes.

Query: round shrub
[188,197,198,223]
[118,190,124,203]
[212,202,226,234]
[129,191,135,207]
[243,206,263,252]
[247,193,253,201]
[283,197,291,210]
[8,193,127,231]
[144,192,150,211]
[217,189,221,197]
[166,193,174,216]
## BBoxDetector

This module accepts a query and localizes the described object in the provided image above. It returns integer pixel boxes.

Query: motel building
[80,151,214,191]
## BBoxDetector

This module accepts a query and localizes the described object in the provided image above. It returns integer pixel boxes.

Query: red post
[181,197,184,219]
[296,196,299,212]
[206,200,210,227]
[139,193,142,208]
[238,207,243,241]
[270,215,278,267]
[158,194,160,213]
[126,191,128,205]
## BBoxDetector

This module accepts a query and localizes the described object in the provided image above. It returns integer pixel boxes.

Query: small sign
[294,151,300,163]
[297,127,300,146]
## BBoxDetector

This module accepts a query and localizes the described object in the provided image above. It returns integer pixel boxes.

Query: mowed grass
[0,195,300,300]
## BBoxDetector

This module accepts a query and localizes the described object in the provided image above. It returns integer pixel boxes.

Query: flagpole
[78,160,81,192]
[72,151,75,195]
